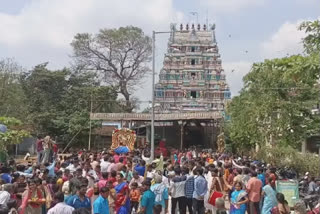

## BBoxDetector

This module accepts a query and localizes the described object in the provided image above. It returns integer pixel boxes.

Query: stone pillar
[180,122,184,150]
[146,125,151,143]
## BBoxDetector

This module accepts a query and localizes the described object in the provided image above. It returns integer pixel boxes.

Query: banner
[276,180,299,207]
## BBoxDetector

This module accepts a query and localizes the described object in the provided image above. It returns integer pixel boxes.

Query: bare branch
[71,27,152,111]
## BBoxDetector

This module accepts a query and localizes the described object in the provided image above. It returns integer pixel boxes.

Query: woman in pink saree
[19,179,45,214]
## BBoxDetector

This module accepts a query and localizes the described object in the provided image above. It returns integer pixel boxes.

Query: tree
[0,117,29,151]
[227,55,320,150]
[226,93,262,150]
[226,19,320,151]
[71,26,152,112]
[256,145,319,176]
[0,58,27,119]
[299,20,320,54]
[21,64,120,143]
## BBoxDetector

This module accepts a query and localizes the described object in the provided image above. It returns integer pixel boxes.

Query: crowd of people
[0,137,317,214]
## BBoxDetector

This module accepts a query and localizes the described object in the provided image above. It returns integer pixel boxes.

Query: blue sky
[0,0,319,106]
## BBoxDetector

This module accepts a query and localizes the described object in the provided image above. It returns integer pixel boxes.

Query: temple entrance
[184,126,204,148]
[90,112,222,151]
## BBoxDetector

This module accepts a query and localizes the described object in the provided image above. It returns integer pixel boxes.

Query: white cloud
[199,0,265,13]
[223,61,252,96]
[260,20,306,59]
[0,0,183,69]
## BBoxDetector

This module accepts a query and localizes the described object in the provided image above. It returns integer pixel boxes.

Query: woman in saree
[261,178,278,214]
[230,181,249,214]
[271,193,290,214]
[19,179,45,214]
[208,168,225,213]
[115,172,130,214]
[35,178,52,214]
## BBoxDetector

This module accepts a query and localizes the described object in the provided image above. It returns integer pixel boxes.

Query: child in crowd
[153,204,162,214]
[108,170,117,186]
[130,182,141,213]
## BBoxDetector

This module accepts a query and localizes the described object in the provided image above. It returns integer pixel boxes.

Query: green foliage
[0,117,30,151]
[256,146,319,176]
[0,58,28,119]
[227,54,320,150]
[227,19,320,151]
[299,20,320,54]
[21,64,121,142]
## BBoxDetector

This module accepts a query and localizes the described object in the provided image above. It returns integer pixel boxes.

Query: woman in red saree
[114,173,130,214]
[19,179,45,214]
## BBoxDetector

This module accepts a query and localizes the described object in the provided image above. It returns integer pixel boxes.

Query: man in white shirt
[83,162,98,188]
[169,168,187,214]
[142,150,152,165]
[0,184,13,205]
[129,171,144,187]
[100,156,111,173]
[48,192,74,214]
[66,160,80,174]
[146,164,156,180]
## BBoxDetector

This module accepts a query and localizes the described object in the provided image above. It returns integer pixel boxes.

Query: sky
[0,0,319,109]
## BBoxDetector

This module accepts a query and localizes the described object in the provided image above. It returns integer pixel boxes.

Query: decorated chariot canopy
[111,128,136,153]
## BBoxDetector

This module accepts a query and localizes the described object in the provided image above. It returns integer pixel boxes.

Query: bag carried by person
[208,191,224,206]
[208,177,224,206]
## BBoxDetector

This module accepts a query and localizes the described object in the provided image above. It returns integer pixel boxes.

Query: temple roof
[90,112,222,121]
[171,24,215,44]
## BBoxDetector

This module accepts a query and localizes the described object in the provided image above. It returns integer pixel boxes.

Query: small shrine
[111,128,136,153]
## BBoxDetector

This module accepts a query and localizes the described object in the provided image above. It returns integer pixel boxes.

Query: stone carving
[170,23,176,31]
[203,24,207,31]
[183,90,187,98]
[172,47,180,53]
[200,91,203,98]
[211,23,216,31]
[216,132,225,153]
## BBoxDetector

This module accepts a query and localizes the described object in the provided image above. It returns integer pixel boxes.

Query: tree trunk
[120,81,132,112]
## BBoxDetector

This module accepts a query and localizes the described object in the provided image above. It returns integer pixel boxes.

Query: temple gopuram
[91,23,230,150]
[155,23,231,113]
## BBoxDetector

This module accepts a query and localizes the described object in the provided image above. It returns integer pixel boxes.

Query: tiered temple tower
[154,23,231,113]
